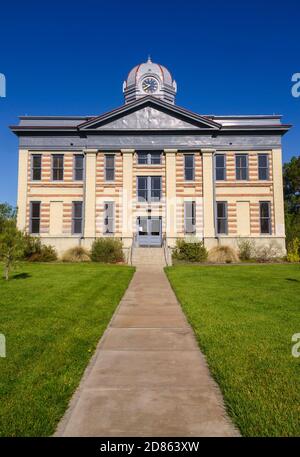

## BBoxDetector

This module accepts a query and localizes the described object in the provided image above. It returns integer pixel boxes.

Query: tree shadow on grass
[12,272,31,280]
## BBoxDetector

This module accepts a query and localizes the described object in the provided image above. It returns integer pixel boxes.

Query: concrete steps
[132,247,166,267]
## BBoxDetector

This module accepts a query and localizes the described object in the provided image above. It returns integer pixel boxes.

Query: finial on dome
[147,54,152,63]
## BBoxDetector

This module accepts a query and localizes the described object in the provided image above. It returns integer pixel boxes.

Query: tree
[283,156,300,214]
[0,203,16,233]
[0,220,24,280]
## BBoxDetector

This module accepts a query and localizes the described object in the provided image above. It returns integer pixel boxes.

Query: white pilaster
[83,150,97,238]
[202,149,215,239]
[165,149,177,244]
[17,149,29,231]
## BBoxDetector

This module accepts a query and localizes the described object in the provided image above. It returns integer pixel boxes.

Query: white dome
[123,57,177,104]
[126,57,173,88]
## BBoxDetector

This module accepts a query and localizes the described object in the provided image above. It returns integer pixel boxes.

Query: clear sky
[0,0,299,205]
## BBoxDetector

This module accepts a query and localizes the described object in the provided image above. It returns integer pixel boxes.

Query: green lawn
[166,264,300,437]
[0,262,134,437]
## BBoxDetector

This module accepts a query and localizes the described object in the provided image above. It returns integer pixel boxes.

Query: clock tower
[123,56,177,104]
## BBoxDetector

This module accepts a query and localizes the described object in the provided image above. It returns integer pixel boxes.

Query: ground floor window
[72,201,83,234]
[184,201,196,234]
[216,201,228,234]
[30,201,41,234]
[104,202,114,234]
[260,201,271,234]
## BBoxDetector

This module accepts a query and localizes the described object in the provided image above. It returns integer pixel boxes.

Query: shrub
[62,246,91,262]
[238,239,255,261]
[0,220,24,280]
[23,234,57,262]
[286,237,300,262]
[208,245,240,264]
[91,238,124,263]
[254,241,284,263]
[28,245,57,262]
[23,234,42,259]
[172,239,208,263]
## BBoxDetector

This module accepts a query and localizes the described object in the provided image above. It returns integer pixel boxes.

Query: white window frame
[52,154,64,181]
[103,201,115,234]
[30,201,41,234]
[258,154,269,181]
[235,154,248,181]
[31,154,42,181]
[216,201,228,235]
[184,201,196,234]
[73,154,84,181]
[72,201,83,235]
[105,154,115,182]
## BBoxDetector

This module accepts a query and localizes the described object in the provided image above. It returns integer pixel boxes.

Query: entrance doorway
[137,216,162,246]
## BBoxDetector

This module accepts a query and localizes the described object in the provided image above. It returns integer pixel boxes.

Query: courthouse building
[11,58,290,256]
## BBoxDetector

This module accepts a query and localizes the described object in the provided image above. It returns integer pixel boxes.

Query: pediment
[78,97,221,131]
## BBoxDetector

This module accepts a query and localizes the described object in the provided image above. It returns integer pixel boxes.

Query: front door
[137,217,162,246]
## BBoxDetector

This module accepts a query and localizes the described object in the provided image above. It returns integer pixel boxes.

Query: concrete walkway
[56,266,238,437]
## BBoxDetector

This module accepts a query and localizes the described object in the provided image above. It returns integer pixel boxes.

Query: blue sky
[0,0,299,205]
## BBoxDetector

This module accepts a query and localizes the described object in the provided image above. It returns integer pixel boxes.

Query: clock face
[142,77,159,94]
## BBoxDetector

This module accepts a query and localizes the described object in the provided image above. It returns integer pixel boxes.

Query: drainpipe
[212,152,220,246]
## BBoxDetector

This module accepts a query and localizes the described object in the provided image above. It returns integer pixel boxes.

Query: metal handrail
[129,234,135,266]
[163,235,171,267]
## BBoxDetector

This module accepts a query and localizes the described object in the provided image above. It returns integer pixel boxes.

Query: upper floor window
[31,154,42,181]
[260,201,271,234]
[258,154,269,180]
[30,201,41,234]
[74,154,84,181]
[184,154,195,181]
[137,151,161,165]
[216,201,228,234]
[215,154,226,180]
[105,154,115,181]
[104,202,114,234]
[137,176,162,202]
[72,201,83,234]
[235,154,248,180]
[52,154,64,181]
[184,201,196,234]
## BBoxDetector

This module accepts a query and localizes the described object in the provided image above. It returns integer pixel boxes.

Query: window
[184,201,196,234]
[184,154,195,181]
[74,154,84,181]
[31,155,42,181]
[105,155,115,181]
[215,154,226,180]
[30,201,41,234]
[137,151,161,165]
[150,177,161,202]
[137,176,162,202]
[260,201,271,234]
[258,154,269,180]
[235,154,248,180]
[52,154,64,181]
[216,201,228,234]
[72,201,83,234]
[104,202,114,234]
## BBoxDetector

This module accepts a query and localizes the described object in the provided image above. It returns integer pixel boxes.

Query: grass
[165,264,300,437]
[0,262,134,437]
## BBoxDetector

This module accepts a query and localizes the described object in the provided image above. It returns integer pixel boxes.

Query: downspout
[212,152,219,246]
[82,147,87,247]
